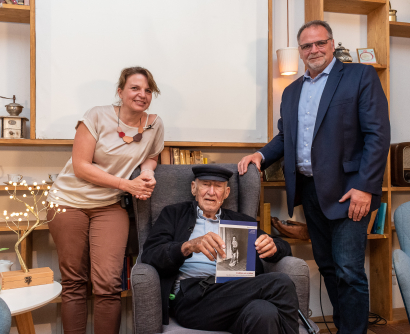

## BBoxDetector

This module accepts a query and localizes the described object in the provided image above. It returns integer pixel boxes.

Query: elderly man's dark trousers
[301,175,370,334]
[172,272,299,334]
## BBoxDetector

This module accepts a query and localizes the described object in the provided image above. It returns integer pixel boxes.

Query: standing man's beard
[307,53,327,71]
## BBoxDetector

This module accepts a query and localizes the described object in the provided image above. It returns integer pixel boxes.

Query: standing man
[238,20,390,334]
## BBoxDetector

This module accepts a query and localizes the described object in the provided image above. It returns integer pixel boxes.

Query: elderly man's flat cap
[192,165,233,182]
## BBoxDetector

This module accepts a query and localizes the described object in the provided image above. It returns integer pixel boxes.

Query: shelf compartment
[324,0,386,15]
[284,233,388,244]
[0,3,30,24]
[390,21,410,38]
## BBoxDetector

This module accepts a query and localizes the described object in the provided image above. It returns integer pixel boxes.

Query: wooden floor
[311,308,410,333]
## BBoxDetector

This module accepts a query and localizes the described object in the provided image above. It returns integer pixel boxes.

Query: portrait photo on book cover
[217,227,249,272]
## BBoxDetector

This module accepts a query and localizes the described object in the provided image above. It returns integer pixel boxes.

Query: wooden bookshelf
[283,234,388,245]
[390,21,410,38]
[0,3,30,24]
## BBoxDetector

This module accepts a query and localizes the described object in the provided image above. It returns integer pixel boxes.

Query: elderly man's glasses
[299,38,332,52]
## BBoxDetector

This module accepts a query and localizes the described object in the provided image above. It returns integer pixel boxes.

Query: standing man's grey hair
[297,20,333,43]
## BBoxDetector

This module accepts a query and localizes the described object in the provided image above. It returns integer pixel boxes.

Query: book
[200,153,204,164]
[180,150,186,164]
[372,203,387,235]
[24,0,29,5]
[160,147,171,164]
[367,209,378,234]
[185,150,191,165]
[18,0,23,4]
[193,151,201,164]
[172,148,180,165]
[216,220,257,283]
[121,256,127,290]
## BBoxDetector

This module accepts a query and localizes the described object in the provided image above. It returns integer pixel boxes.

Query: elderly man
[238,20,390,334]
[142,165,299,334]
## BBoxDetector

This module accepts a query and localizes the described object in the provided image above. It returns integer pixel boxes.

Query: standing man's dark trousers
[172,272,299,334]
[301,175,370,334]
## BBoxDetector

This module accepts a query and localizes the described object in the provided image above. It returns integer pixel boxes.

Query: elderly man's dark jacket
[141,201,292,324]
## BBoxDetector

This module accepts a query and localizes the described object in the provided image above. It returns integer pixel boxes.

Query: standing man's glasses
[299,38,332,52]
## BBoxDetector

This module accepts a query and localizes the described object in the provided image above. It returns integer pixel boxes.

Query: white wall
[1,0,410,331]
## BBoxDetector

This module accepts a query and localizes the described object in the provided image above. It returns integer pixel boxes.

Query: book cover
[367,209,378,235]
[172,148,180,165]
[194,151,201,164]
[373,203,387,235]
[216,220,257,283]
[180,150,186,164]
[185,150,191,165]
[24,0,29,5]
[160,148,171,164]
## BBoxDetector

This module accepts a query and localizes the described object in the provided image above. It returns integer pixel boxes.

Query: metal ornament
[333,42,353,63]
[389,2,397,22]
[0,95,24,116]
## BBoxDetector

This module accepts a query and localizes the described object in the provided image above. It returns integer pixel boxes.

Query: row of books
[367,202,387,235]
[160,147,208,165]
[1,0,29,5]
[121,254,137,291]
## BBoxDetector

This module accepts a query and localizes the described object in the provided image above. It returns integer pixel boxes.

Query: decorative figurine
[334,42,353,63]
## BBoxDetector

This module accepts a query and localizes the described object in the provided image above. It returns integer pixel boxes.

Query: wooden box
[0,267,53,290]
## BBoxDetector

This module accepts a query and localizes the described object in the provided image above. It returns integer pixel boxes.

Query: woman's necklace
[117,106,144,143]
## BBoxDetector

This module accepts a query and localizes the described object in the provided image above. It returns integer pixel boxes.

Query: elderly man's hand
[181,232,226,261]
[255,234,277,259]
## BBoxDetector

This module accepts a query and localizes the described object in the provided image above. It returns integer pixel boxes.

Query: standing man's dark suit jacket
[259,59,390,219]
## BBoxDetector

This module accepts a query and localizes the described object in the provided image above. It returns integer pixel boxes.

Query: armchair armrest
[131,263,162,334]
[262,256,310,317]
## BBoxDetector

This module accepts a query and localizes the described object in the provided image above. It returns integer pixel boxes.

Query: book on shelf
[216,220,257,283]
[160,148,208,165]
[18,0,23,4]
[172,148,180,165]
[24,0,29,5]
[160,147,171,165]
[371,203,387,235]
[367,209,378,235]
[180,150,186,165]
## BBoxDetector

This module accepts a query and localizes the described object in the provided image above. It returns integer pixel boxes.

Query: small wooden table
[1,281,62,334]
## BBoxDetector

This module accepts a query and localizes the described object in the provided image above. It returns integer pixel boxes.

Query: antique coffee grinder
[0,95,28,139]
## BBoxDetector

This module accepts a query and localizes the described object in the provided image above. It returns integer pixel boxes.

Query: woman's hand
[120,174,156,200]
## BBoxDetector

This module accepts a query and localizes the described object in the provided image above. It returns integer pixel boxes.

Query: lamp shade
[276,47,299,76]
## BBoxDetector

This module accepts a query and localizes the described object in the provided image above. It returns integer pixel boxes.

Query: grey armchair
[393,201,410,321]
[130,163,318,334]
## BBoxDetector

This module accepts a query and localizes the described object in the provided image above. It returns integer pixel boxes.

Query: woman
[47,67,164,334]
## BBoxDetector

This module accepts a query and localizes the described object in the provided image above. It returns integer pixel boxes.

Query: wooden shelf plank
[261,181,286,187]
[324,0,386,15]
[0,3,30,24]
[390,21,410,38]
[391,187,410,191]
[0,139,266,148]
[50,289,132,304]
[0,184,52,191]
[283,233,388,244]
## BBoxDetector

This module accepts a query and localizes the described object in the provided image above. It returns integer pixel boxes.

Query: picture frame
[357,48,377,64]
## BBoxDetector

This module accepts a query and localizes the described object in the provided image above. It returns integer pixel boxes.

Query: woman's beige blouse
[47,105,164,209]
